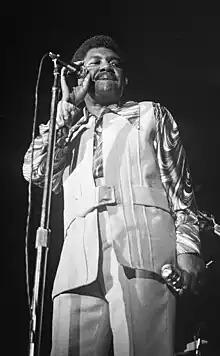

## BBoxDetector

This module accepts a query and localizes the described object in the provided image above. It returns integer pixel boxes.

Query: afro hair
[71,35,124,63]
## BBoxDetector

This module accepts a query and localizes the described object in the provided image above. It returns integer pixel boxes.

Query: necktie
[91,103,140,180]
[92,112,105,179]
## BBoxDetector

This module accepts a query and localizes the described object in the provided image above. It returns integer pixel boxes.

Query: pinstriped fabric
[51,262,175,356]
[154,103,200,254]
[23,100,201,257]
[92,103,140,180]
[51,293,112,356]
[120,143,140,266]
[22,101,140,193]
[124,136,144,267]
[134,110,154,270]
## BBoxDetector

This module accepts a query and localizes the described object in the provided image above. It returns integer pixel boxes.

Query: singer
[22,35,205,356]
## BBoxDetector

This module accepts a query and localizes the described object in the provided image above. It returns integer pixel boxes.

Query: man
[23,35,205,356]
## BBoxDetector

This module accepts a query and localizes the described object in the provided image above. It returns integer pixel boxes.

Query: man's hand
[177,253,206,295]
[60,65,91,106]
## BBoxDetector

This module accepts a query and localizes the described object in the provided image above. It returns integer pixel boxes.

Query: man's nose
[99,61,113,71]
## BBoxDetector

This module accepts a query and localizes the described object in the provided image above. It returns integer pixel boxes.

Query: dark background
[2,15,220,355]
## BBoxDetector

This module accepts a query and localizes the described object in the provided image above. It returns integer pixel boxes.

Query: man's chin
[92,84,121,105]
[94,91,119,105]
[95,80,118,93]
[90,87,120,105]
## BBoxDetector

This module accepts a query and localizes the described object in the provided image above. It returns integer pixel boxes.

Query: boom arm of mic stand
[28,59,61,356]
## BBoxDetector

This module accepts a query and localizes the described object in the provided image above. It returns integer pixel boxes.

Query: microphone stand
[28,58,61,356]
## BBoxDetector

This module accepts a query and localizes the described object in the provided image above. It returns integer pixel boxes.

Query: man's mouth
[95,73,116,81]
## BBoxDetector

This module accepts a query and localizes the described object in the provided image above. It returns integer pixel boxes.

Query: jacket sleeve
[154,103,201,256]
[22,101,81,194]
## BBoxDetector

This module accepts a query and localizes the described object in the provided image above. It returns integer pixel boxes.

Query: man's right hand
[60,64,91,106]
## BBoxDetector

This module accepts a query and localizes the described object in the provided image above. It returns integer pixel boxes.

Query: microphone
[161,264,184,294]
[49,52,82,73]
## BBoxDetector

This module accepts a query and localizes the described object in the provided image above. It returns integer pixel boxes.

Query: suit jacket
[23,100,201,298]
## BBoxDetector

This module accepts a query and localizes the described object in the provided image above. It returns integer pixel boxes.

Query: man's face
[82,47,127,106]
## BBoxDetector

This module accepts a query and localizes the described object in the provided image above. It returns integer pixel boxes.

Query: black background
[2,15,220,355]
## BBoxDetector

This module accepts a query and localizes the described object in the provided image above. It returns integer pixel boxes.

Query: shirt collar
[83,101,140,129]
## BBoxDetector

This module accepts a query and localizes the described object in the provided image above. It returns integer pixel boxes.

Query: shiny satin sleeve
[154,103,201,255]
[22,101,80,194]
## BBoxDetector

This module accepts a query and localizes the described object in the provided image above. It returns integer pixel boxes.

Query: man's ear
[124,77,128,86]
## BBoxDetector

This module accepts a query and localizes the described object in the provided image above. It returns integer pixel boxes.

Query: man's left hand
[177,253,206,295]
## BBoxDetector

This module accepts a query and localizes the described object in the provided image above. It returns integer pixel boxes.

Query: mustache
[94,70,117,81]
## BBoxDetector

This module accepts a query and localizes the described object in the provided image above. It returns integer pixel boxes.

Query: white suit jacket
[23,101,201,298]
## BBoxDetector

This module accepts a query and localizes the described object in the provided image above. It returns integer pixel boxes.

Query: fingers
[74,71,92,106]
[60,67,71,102]
[80,71,91,91]
[178,270,191,295]
[74,60,84,66]
[179,270,201,296]
[177,253,206,296]
[60,65,91,106]
[190,273,199,293]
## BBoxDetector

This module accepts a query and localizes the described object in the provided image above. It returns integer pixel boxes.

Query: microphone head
[161,264,173,279]
[49,52,60,60]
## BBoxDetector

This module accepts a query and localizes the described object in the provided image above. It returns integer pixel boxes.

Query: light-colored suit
[23,100,201,355]
[52,101,178,298]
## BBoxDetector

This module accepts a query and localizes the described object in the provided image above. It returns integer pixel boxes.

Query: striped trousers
[51,207,176,356]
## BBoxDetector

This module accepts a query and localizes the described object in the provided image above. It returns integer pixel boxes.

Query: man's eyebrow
[87,55,121,61]
[87,55,102,61]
